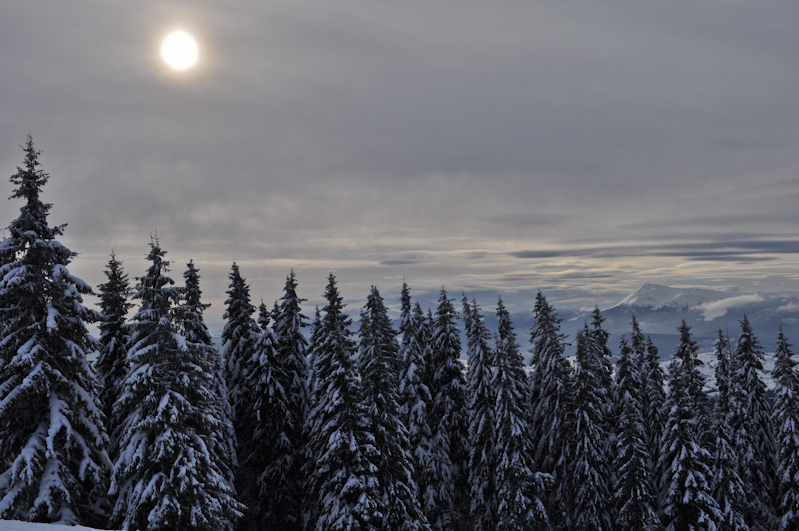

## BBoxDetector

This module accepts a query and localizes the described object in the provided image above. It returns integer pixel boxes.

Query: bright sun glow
[160,30,199,71]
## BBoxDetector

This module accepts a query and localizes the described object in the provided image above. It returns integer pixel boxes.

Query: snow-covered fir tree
[771,328,799,530]
[641,335,666,475]
[492,298,551,531]
[709,329,748,530]
[462,296,496,530]
[565,325,613,531]
[713,329,734,423]
[95,251,133,456]
[273,271,309,418]
[307,305,322,371]
[304,274,381,531]
[270,270,310,531]
[613,336,661,530]
[528,291,572,528]
[426,287,468,531]
[397,284,434,515]
[658,321,720,531]
[238,311,297,530]
[730,315,778,531]
[588,306,614,389]
[219,262,260,521]
[221,263,260,418]
[110,239,243,531]
[177,261,239,525]
[0,136,110,526]
[358,286,430,531]
[257,299,271,331]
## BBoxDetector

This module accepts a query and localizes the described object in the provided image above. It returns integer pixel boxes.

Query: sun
[160,30,199,71]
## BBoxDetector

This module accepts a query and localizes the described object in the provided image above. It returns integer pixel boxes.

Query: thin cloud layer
[1,0,798,326]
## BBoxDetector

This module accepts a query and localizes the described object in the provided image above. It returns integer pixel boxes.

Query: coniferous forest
[2,138,799,531]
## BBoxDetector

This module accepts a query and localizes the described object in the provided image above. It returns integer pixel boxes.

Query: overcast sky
[2,0,798,327]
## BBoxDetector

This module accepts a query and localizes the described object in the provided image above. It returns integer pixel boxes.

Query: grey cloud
[2,0,799,328]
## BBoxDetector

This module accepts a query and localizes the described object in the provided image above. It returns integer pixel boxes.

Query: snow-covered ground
[0,522,104,531]
[696,347,775,395]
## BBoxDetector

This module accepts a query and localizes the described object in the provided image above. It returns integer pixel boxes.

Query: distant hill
[481,283,799,360]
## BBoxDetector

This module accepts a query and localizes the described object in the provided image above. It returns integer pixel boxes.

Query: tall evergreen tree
[713,329,734,423]
[177,261,237,504]
[110,239,243,531]
[642,335,667,477]
[528,291,572,528]
[257,299,271,331]
[219,262,260,521]
[565,325,613,530]
[240,315,296,530]
[270,270,310,530]
[307,305,322,371]
[426,287,468,531]
[729,315,777,531]
[709,333,748,531]
[613,336,661,530]
[221,263,260,422]
[589,306,614,388]
[772,328,799,530]
[96,251,133,455]
[359,285,430,531]
[493,298,551,530]
[304,274,381,531]
[658,321,720,531]
[463,296,496,530]
[273,270,310,420]
[397,284,434,515]
[0,136,110,526]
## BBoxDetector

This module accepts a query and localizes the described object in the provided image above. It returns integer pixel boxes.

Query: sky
[2,0,798,329]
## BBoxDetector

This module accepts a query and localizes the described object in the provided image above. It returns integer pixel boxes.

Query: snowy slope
[0,522,105,531]
[614,283,728,311]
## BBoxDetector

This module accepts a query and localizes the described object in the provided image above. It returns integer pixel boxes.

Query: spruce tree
[709,332,748,530]
[613,336,661,530]
[110,239,243,531]
[658,321,720,530]
[426,287,468,531]
[177,261,237,503]
[359,285,430,530]
[589,306,614,388]
[271,270,310,530]
[397,284,434,514]
[730,315,777,531]
[566,325,613,530]
[240,316,296,529]
[304,274,381,531]
[528,291,572,528]
[713,329,734,423]
[219,262,260,520]
[463,296,496,530]
[493,297,551,530]
[96,251,133,455]
[0,136,110,526]
[221,263,260,422]
[257,299,271,331]
[308,305,322,371]
[772,328,799,530]
[642,335,667,475]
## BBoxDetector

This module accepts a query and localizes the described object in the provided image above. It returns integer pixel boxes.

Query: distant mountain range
[486,283,799,359]
[211,282,799,365]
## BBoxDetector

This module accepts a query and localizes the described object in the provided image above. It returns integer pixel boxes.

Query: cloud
[693,294,766,321]
[2,0,799,327]
[508,239,799,262]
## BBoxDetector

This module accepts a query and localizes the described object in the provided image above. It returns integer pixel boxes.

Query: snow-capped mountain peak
[613,283,727,311]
